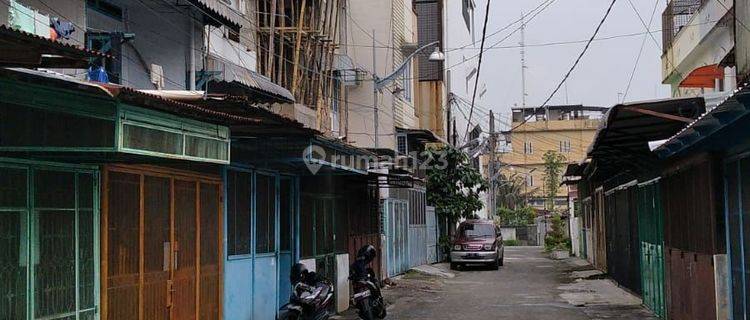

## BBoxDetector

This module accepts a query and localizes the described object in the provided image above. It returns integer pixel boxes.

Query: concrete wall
[661,0,734,96]
[1,0,86,46]
[345,0,398,150]
[86,0,204,90]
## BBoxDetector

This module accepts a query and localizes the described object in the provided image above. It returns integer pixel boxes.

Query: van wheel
[490,259,499,270]
[499,253,504,266]
[450,262,459,270]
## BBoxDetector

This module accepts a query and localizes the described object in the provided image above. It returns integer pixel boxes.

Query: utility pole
[520,13,527,109]
[488,110,497,218]
[372,29,379,148]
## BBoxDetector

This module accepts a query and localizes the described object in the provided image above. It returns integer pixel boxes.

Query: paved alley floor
[340,246,655,320]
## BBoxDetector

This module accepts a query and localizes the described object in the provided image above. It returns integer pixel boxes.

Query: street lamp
[371,36,444,148]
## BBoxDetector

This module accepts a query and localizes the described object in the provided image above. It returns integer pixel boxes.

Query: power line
[622,0,659,102]
[511,0,618,132]
[465,0,493,139]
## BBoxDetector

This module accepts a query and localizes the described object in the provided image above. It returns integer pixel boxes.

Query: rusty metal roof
[0,68,261,125]
[586,96,706,175]
[0,24,109,68]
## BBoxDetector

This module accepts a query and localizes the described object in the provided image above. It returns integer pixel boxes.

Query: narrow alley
[345,247,655,320]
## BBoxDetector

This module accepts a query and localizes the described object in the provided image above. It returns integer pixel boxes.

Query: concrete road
[357,246,655,320]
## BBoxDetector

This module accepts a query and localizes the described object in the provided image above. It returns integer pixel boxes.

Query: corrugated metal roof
[654,86,750,158]
[207,55,295,103]
[586,96,706,175]
[0,24,109,68]
[186,0,243,31]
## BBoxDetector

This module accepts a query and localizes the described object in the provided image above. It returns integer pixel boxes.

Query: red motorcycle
[349,245,387,320]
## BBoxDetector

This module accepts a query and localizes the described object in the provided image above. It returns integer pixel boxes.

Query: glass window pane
[35,170,75,208]
[78,173,94,210]
[122,124,183,155]
[227,171,251,256]
[280,179,292,252]
[0,211,27,319]
[0,103,115,148]
[106,172,140,319]
[335,199,348,253]
[35,210,76,318]
[185,135,228,161]
[300,196,314,258]
[741,159,750,315]
[79,209,96,309]
[256,175,276,254]
[0,167,26,207]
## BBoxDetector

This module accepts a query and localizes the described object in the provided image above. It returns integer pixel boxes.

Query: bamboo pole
[266,0,277,78]
[291,0,307,97]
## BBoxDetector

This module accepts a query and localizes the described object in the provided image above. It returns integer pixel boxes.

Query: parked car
[450,220,504,270]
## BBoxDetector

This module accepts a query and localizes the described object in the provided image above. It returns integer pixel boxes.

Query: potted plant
[544,214,571,259]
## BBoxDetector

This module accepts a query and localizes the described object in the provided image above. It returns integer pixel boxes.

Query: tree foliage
[495,206,535,226]
[542,150,566,211]
[426,146,488,221]
[544,214,570,252]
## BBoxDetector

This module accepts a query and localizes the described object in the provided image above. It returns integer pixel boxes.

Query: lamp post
[371,35,444,148]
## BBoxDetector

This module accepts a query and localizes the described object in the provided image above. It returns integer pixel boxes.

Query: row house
[1,0,450,319]
[0,1,375,320]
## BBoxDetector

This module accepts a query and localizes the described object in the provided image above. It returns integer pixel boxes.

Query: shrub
[503,239,519,246]
[544,214,570,252]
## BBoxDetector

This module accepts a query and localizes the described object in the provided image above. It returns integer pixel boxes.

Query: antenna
[520,12,527,109]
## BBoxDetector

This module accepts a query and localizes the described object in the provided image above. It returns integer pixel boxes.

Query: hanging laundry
[51,18,75,40]
[88,66,109,83]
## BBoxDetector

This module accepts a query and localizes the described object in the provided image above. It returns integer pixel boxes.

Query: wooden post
[291,0,307,97]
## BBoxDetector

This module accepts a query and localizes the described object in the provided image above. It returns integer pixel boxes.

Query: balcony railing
[662,0,706,53]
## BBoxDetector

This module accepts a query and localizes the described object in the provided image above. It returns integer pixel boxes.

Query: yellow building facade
[492,106,606,210]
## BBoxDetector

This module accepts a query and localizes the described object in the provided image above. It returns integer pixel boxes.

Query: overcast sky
[455,0,671,128]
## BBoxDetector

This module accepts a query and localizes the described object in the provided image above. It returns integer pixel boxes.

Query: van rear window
[458,224,495,238]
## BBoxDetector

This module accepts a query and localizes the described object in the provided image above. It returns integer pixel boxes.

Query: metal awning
[586,96,706,175]
[0,25,108,68]
[206,56,295,103]
[186,0,242,31]
[1,68,260,126]
[367,169,418,188]
[654,86,750,158]
[396,127,448,145]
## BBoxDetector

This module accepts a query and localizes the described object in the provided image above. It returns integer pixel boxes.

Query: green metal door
[0,158,99,320]
[637,181,666,319]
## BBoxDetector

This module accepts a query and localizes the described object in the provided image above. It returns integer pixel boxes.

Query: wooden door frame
[101,164,223,320]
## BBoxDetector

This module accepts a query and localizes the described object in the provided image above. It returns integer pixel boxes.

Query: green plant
[542,150,566,211]
[544,214,570,252]
[426,146,488,221]
[503,239,519,246]
[496,206,536,226]
[438,235,453,253]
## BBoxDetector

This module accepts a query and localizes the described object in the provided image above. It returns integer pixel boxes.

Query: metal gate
[426,206,437,264]
[637,180,666,319]
[407,189,428,268]
[383,199,409,277]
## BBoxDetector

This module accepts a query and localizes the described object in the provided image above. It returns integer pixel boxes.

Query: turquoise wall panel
[253,256,278,319]
[223,259,253,320]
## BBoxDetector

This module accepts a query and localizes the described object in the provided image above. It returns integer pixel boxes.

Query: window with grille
[227,170,252,256]
[397,134,408,155]
[526,174,534,187]
[524,141,533,154]
[119,105,230,163]
[559,140,571,153]
[256,174,277,254]
[0,164,98,319]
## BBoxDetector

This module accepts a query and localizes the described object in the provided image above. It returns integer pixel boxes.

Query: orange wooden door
[103,166,222,320]
[172,180,198,320]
